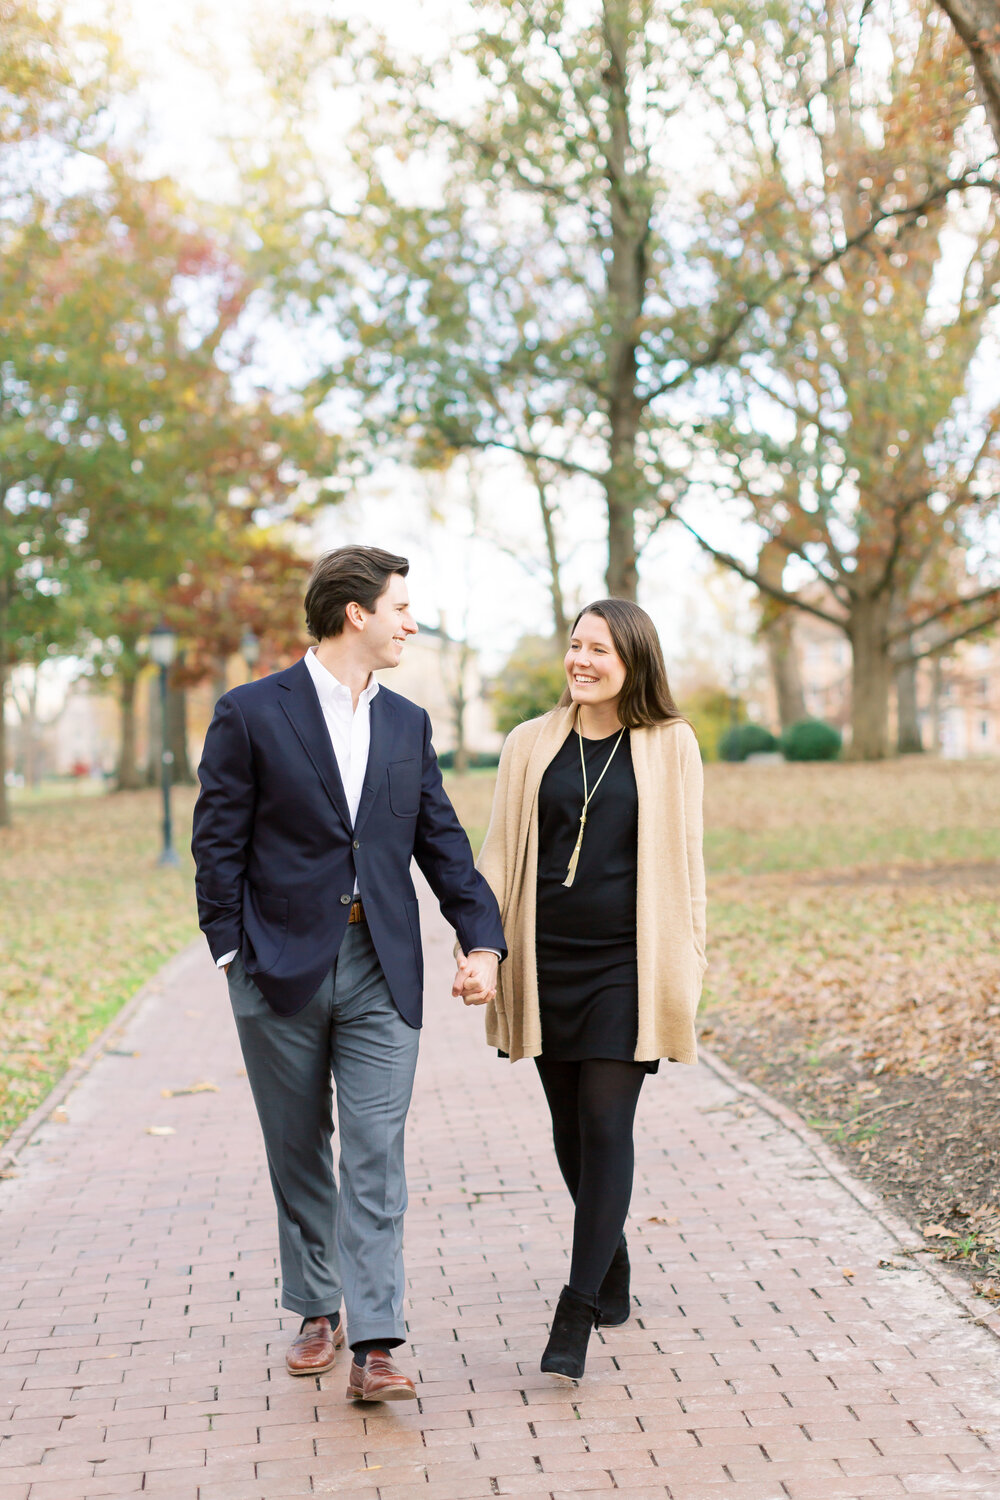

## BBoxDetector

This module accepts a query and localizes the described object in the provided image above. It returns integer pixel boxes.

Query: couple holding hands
[192,544,706,1399]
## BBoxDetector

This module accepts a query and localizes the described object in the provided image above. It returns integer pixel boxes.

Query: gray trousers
[227,921,420,1344]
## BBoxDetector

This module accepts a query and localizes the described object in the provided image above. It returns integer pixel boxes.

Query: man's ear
[344,601,366,632]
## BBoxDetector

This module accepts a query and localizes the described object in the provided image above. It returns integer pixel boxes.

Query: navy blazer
[191,658,506,1025]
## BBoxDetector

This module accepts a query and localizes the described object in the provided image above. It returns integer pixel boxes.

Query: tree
[671,1,1000,757]
[245,0,991,611]
[935,0,1000,146]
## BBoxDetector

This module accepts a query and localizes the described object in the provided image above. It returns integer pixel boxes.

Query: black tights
[535,1058,646,1298]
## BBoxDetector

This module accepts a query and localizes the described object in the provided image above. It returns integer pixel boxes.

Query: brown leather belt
[348,899,366,925]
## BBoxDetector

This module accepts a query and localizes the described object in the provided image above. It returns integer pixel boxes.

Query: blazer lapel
[277,659,353,830]
[353,689,394,838]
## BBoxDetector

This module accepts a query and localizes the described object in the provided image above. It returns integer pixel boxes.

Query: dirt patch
[703,1011,1000,1297]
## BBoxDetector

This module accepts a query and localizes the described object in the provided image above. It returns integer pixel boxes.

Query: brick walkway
[4,890,1000,1500]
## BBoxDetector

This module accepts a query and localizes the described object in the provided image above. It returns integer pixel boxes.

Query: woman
[476,599,707,1382]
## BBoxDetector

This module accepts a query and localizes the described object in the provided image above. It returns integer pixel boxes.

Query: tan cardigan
[478,707,707,1065]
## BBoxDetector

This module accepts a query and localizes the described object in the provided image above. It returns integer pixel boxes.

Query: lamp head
[149,624,177,669]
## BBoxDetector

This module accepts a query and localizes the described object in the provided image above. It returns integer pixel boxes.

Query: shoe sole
[346,1384,417,1402]
[544,1370,581,1386]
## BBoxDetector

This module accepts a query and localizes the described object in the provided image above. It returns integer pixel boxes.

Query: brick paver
[3,883,1000,1499]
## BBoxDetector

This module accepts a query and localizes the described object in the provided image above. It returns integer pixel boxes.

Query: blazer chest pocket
[388,758,420,817]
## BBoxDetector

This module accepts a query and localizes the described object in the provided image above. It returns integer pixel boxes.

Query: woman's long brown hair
[557,598,685,729]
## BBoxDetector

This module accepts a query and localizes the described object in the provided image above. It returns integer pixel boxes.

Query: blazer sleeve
[412,710,508,960]
[191,693,256,963]
[680,725,707,967]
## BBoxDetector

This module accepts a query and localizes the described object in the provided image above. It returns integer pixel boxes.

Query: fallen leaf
[145,1126,175,1137]
[647,1215,680,1225]
[161,1082,219,1098]
[49,1107,68,1123]
[922,1223,959,1239]
[972,1280,1000,1301]
[842,1268,855,1278]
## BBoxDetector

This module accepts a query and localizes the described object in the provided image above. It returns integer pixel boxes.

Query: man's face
[361,572,418,669]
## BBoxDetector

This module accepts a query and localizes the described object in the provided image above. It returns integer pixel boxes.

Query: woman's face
[564,612,627,711]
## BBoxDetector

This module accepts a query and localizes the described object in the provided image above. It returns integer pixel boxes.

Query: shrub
[437,750,501,771]
[682,686,743,761]
[781,718,842,761]
[718,723,779,762]
[490,635,567,734]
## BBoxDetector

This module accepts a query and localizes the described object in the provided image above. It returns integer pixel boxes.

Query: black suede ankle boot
[540,1284,599,1383]
[597,1236,631,1327]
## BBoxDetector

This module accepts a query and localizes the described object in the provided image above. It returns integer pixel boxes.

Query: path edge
[700,1043,1000,1343]
[0,938,204,1171]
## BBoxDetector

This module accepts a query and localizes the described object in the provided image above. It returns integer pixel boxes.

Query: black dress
[534,728,657,1072]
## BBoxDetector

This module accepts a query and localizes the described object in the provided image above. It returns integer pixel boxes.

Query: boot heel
[540,1285,599,1383]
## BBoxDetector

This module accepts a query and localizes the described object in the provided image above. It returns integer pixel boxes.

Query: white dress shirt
[218,649,497,967]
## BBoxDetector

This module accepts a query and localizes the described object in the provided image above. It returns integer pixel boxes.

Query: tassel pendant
[563,813,586,887]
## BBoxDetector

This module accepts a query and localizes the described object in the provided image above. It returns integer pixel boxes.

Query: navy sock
[301,1311,339,1332]
[351,1337,402,1365]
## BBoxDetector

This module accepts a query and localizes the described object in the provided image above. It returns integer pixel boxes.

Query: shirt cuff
[469,949,501,959]
[217,950,238,968]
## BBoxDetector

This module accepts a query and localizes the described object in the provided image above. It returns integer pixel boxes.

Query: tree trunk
[601,0,646,603]
[935,0,1000,147]
[167,674,195,784]
[212,654,228,703]
[451,640,471,775]
[116,666,143,791]
[848,595,893,759]
[528,462,570,638]
[929,655,944,752]
[146,669,161,787]
[895,658,924,754]
[763,613,807,731]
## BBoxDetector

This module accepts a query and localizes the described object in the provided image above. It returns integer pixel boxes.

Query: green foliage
[436,750,500,771]
[719,722,779,763]
[682,686,742,762]
[491,635,566,736]
[781,719,842,762]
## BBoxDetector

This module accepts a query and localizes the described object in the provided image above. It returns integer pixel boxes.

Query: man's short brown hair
[304,545,410,640]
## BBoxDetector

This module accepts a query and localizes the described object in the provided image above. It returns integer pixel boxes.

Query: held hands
[452,949,498,1006]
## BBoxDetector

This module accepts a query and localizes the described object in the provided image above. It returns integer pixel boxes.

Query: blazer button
[353,840,360,849]
[340,894,351,905]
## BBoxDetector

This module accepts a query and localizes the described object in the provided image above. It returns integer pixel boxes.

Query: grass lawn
[0,787,200,1145]
[4,757,999,1296]
[447,756,1000,1293]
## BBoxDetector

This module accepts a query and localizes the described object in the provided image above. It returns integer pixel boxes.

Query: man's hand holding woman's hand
[452,949,498,1006]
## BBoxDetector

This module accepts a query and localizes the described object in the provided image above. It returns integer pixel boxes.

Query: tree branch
[671,510,848,627]
[890,582,1000,642]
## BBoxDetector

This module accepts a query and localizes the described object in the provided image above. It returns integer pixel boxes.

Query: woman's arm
[680,725,707,966]
[475,730,518,917]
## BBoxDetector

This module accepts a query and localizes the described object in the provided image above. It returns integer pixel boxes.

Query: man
[192,545,504,1402]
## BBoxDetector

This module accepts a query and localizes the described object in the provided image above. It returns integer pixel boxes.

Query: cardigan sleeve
[475,728,517,917]
[680,725,708,967]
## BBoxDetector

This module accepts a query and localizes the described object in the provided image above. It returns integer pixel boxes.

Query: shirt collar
[304,647,380,711]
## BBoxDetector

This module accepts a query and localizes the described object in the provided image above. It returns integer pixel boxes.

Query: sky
[74,0,761,682]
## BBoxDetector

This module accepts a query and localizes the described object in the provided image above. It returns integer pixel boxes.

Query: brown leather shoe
[345,1349,417,1402]
[285,1316,345,1376]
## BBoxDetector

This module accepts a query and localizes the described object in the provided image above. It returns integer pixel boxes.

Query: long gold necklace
[563,714,627,888]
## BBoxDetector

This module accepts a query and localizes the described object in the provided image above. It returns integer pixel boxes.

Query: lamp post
[240,628,260,680]
[148,624,180,868]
